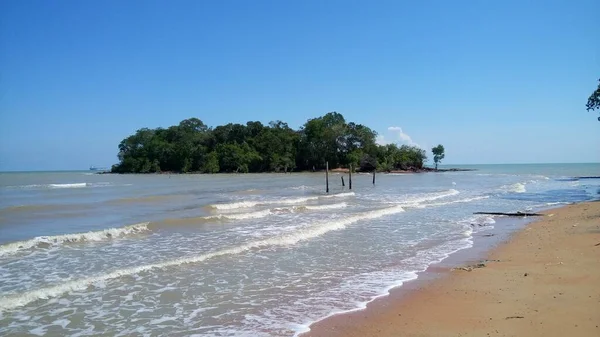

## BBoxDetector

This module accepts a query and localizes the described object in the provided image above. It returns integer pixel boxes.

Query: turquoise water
[0,163,598,336]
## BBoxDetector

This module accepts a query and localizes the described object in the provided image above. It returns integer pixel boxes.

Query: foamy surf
[501,183,527,193]
[9,182,115,189]
[304,202,348,210]
[272,202,349,213]
[0,223,150,258]
[49,183,88,188]
[387,189,459,206]
[210,192,355,210]
[0,204,405,312]
[406,195,490,208]
[152,210,275,227]
[292,234,476,337]
[210,200,260,210]
[156,203,350,227]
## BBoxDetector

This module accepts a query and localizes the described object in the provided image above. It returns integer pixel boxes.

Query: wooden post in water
[341,176,345,187]
[325,161,329,193]
[372,170,376,185]
[349,164,352,190]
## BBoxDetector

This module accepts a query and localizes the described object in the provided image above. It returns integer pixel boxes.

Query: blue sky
[0,0,598,171]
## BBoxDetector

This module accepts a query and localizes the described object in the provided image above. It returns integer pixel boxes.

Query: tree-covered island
[111,112,430,174]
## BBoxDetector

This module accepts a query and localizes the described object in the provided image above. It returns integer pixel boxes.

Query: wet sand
[304,201,600,337]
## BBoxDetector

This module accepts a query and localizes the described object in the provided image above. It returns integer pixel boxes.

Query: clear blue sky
[1,0,598,171]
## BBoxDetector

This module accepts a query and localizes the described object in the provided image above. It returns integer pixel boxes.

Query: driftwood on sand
[473,211,544,217]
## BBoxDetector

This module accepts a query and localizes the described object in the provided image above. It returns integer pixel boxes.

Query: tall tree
[431,144,445,170]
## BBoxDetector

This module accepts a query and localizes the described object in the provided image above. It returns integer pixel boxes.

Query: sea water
[0,163,598,336]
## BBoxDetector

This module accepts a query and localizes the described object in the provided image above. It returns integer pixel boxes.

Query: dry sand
[304,201,600,337]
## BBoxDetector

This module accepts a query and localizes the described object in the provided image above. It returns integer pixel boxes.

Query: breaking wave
[407,196,490,208]
[0,223,150,258]
[501,183,526,193]
[158,203,349,227]
[0,204,405,312]
[157,210,274,226]
[288,185,319,191]
[210,192,355,210]
[272,203,349,213]
[48,183,88,189]
[323,192,355,198]
[8,182,115,189]
[395,189,460,205]
[304,202,348,210]
[210,200,260,210]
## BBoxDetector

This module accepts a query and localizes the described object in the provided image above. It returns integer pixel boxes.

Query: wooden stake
[326,161,329,193]
[349,164,352,190]
[341,176,345,187]
[373,170,376,185]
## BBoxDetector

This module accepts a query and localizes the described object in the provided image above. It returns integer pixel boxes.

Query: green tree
[586,78,600,121]
[111,113,428,174]
[201,151,220,173]
[432,144,445,170]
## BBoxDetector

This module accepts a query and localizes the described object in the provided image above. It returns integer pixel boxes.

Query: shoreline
[301,201,600,337]
[98,167,476,175]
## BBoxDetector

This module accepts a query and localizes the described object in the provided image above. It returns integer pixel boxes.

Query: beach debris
[524,273,528,277]
[594,242,600,246]
[453,263,486,272]
[482,234,496,237]
[473,211,544,217]
[505,316,524,320]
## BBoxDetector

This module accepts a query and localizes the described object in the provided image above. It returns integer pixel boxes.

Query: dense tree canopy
[111,112,428,173]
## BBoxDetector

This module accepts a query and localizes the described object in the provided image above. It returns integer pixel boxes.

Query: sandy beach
[304,201,600,337]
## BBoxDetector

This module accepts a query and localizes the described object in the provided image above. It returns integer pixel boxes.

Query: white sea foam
[210,192,355,210]
[0,205,405,312]
[460,214,496,229]
[323,192,355,198]
[11,182,115,189]
[289,185,318,191]
[292,235,475,337]
[526,201,571,210]
[304,202,348,210]
[407,195,489,208]
[210,200,260,210]
[212,209,272,220]
[275,196,320,205]
[0,223,150,258]
[48,183,88,189]
[396,189,459,205]
[272,203,348,213]
[501,183,526,193]
[154,210,275,226]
